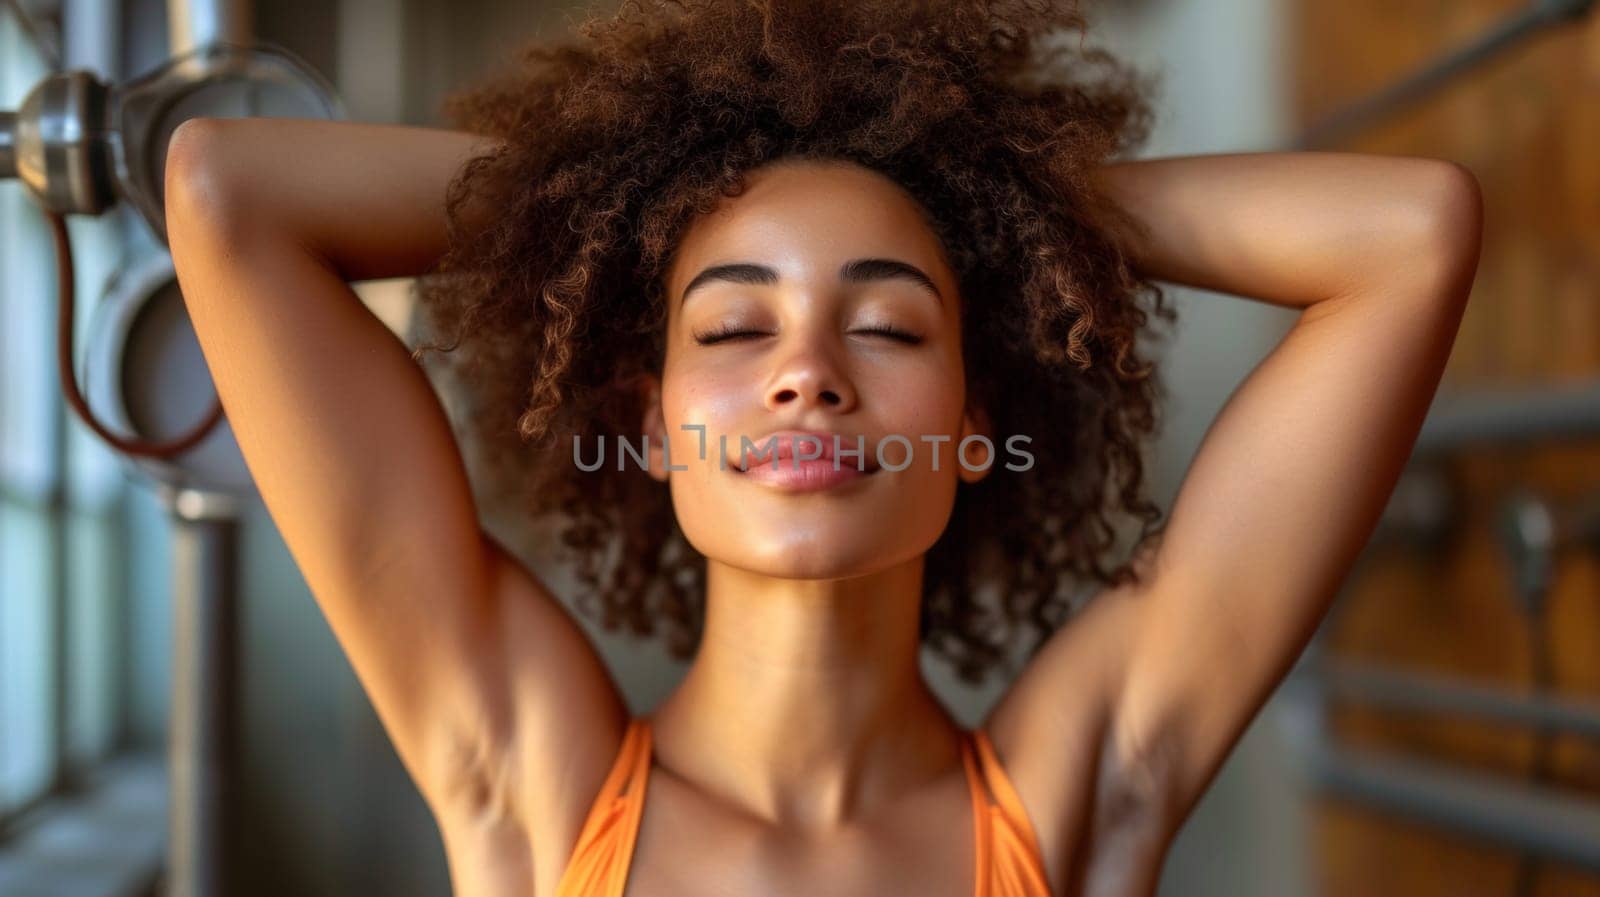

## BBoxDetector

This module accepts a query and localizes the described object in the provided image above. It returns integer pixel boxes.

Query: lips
[732,430,882,474]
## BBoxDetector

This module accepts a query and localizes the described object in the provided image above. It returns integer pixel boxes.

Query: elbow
[163,118,241,239]
[1411,161,1485,299]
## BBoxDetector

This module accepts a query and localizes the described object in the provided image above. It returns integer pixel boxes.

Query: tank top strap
[959,730,994,897]
[969,728,1042,851]
[552,716,654,897]
[965,727,1053,897]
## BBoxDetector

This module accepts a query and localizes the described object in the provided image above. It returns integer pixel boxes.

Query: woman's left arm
[1090,152,1482,823]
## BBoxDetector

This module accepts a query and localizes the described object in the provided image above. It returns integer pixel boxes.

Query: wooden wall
[1291,0,1600,894]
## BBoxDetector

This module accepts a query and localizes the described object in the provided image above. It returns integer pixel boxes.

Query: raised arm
[162,118,628,861]
[987,151,1482,895]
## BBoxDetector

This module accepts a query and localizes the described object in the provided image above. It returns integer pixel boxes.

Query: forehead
[665,159,954,303]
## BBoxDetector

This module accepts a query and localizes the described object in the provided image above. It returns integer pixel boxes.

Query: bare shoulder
[979,543,1164,894]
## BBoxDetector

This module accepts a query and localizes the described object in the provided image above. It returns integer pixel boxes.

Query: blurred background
[1,0,1597,895]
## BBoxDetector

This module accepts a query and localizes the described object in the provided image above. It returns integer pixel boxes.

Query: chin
[712,533,895,580]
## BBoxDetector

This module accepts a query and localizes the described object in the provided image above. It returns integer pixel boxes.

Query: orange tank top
[552,716,1053,897]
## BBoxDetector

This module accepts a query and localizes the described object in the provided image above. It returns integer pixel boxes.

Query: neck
[649,555,961,832]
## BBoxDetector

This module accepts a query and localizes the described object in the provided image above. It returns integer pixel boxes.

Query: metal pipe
[167,0,252,58]
[1292,0,1596,149]
[1311,743,1600,871]
[1314,658,1600,742]
[1414,377,1600,455]
[163,485,244,897]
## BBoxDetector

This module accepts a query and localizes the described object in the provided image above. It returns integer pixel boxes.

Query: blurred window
[1,0,130,836]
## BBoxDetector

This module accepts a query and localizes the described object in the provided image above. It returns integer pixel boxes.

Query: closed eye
[692,324,925,346]
[693,326,767,346]
[851,324,924,345]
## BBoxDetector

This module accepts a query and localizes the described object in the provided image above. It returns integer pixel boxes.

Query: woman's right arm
[162,118,629,850]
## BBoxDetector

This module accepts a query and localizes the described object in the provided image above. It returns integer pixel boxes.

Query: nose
[763,339,857,412]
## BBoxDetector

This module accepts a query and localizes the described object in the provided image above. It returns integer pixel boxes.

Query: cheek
[874,367,966,441]
[659,368,748,468]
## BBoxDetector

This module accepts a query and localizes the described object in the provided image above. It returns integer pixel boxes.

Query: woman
[162,1,1483,895]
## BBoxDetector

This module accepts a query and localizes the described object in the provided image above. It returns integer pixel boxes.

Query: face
[641,158,991,580]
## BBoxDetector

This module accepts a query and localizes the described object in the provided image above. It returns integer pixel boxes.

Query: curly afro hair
[410,0,1177,686]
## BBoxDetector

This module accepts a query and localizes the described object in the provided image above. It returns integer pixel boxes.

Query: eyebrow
[679,258,944,307]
